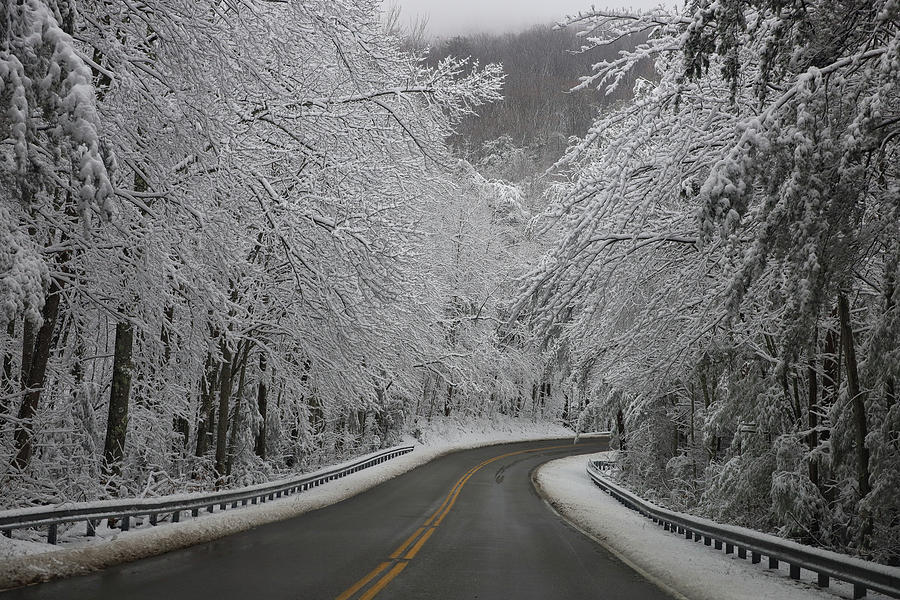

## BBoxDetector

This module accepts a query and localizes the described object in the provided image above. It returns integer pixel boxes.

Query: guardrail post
[192,508,200,517]
[853,584,866,599]
[768,557,778,569]
[232,501,238,508]
[738,547,747,559]
[87,519,97,536]
[751,552,760,564]
[817,573,829,587]
[242,499,248,506]
[685,530,692,540]
[693,532,702,542]
[220,503,226,510]
[47,524,58,545]
[725,543,734,554]
[173,511,180,523]
[121,516,130,531]
[714,540,722,550]
[703,535,711,546]
[149,513,157,526]
[789,565,800,579]
[207,505,214,513]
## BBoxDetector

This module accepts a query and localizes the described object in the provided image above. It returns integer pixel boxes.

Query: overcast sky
[392,0,665,36]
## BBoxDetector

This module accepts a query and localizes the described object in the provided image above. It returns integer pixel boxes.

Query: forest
[1,0,898,566]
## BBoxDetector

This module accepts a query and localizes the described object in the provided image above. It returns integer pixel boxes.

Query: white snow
[534,453,892,600]
[0,416,582,590]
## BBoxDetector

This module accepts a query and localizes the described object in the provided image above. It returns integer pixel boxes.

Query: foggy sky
[393,0,666,36]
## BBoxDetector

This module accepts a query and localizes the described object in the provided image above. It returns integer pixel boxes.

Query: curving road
[2,438,672,600]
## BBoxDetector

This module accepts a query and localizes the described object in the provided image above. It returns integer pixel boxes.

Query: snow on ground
[534,453,891,600]
[0,415,580,590]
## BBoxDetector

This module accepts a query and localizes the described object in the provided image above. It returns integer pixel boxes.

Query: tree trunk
[254,354,268,459]
[195,352,219,457]
[444,382,454,417]
[102,320,133,479]
[214,341,234,477]
[821,316,840,456]
[163,306,189,450]
[1,320,15,415]
[20,317,35,396]
[885,266,896,408]
[227,350,249,477]
[616,408,626,453]
[838,293,869,499]
[12,280,62,470]
[807,352,819,487]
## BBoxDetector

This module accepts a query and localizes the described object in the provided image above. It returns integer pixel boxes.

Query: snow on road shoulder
[534,453,889,600]
[0,416,579,590]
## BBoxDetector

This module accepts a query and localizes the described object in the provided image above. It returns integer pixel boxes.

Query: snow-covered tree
[520,0,900,559]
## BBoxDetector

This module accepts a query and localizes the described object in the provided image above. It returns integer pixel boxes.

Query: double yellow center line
[335,444,571,600]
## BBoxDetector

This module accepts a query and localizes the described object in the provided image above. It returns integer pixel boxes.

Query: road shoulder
[533,453,870,600]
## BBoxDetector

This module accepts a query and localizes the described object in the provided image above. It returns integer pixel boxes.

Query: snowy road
[1,439,672,600]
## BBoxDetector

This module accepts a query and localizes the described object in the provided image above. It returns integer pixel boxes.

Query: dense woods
[2,0,898,567]
[428,25,652,170]
[519,0,900,562]
[0,0,552,508]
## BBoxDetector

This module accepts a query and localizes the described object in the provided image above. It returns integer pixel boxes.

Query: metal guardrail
[0,445,414,545]
[586,459,900,600]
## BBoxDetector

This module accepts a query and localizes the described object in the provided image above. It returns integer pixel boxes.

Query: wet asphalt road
[2,438,672,600]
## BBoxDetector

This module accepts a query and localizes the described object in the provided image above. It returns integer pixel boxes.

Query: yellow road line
[424,465,478,526]
[335,561,391,600]
[389,527,425,559]
[404,527,436,560]
[359,561,408,600]
[335,443,572,600]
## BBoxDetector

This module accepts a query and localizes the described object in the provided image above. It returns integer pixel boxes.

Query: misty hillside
[427,25,653,169]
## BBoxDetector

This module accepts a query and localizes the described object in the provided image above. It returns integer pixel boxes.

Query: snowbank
[0,416,582,590]
[534,453,890,600]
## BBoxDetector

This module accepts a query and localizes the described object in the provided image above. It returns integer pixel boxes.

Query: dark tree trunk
[163,306,189,450]
[700,371,719,460]
[838,293,869,499]
[885,267,896,409]
[70,330,86,408]
[195,352,219,457]
[807,353,819,487]
[226,349,249,477]
[444,382,454,417]
[254,354,268,459]
[103,320,133,478]
[214,341,234,477]
[821,310,841,450]
[20,317,35,394]
[1,320,15,415]
[13,280,63,470]
[616,408,626,453]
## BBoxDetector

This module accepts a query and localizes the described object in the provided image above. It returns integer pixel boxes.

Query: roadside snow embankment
[534,453,891,600]
[0,416,578,590]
